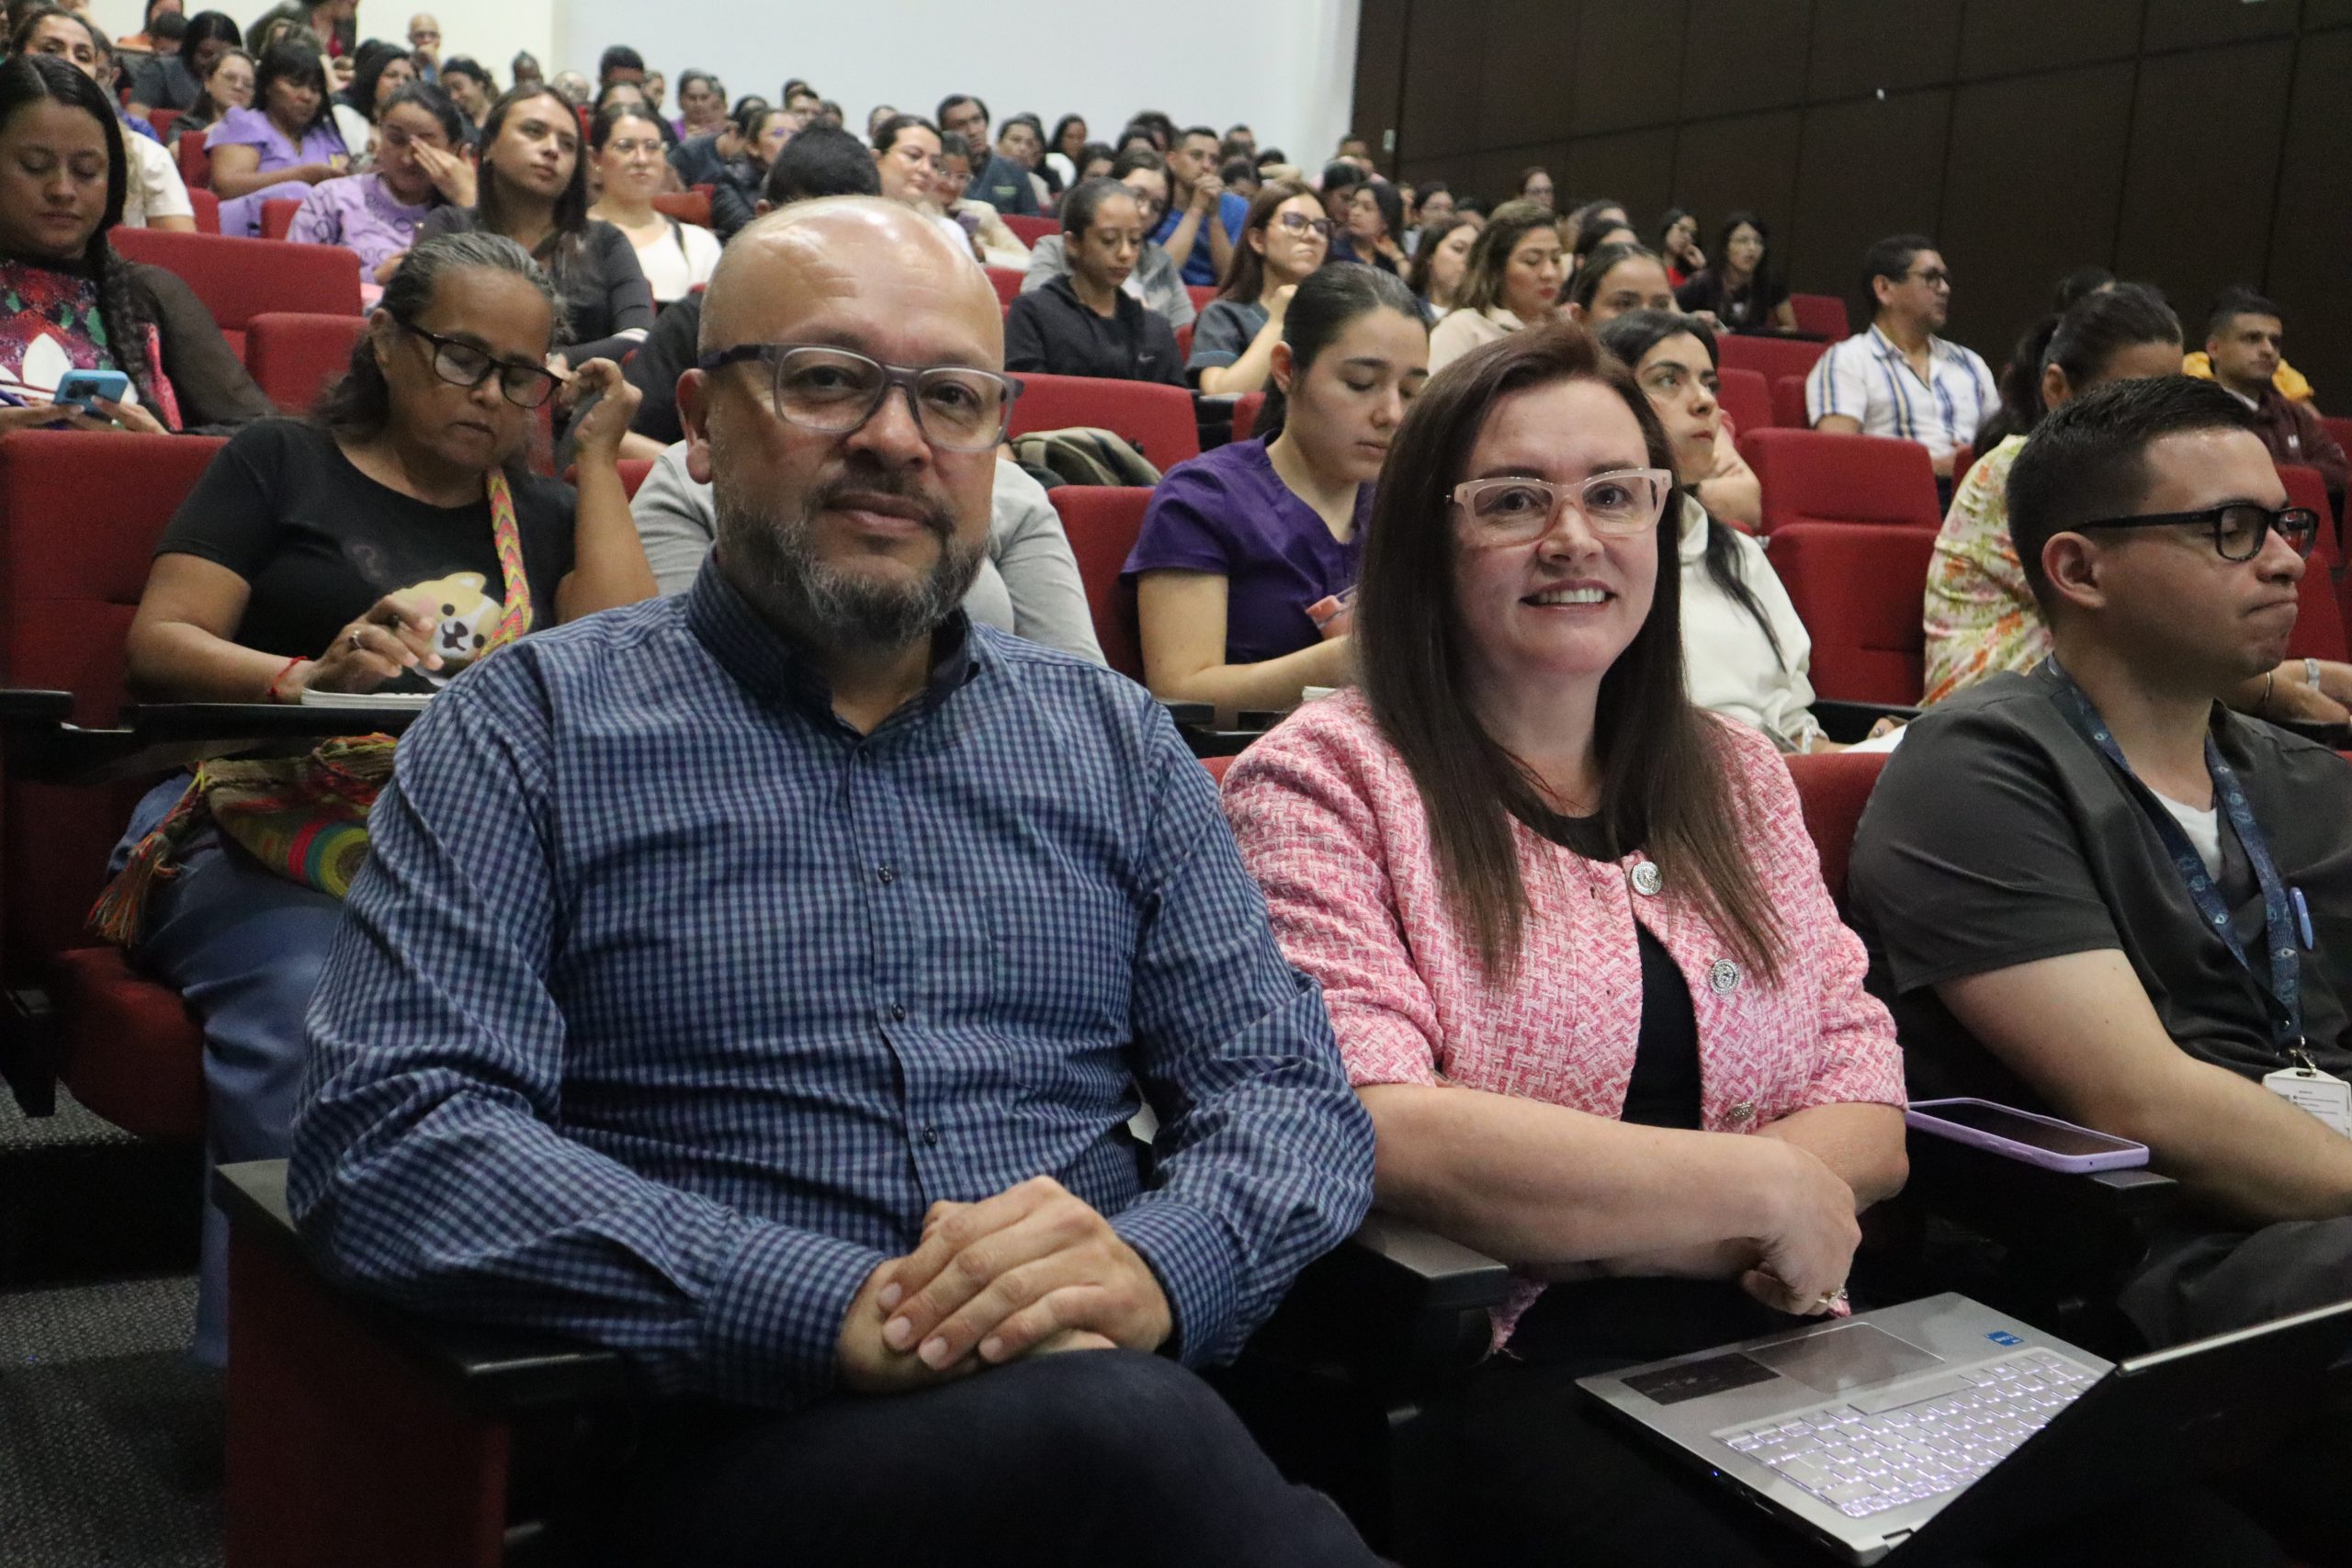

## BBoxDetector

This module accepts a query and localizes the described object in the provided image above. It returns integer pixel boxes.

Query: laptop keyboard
[1714,1349,2098,1519]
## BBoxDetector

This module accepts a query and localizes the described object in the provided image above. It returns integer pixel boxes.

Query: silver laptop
[1579,1292,2352,1564]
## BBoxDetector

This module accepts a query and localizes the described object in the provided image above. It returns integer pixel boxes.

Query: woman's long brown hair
[1354,319,1784,983]
[1215,177,1317,304]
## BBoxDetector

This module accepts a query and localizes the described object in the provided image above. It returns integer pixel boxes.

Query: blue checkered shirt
[290,560,1374,1410]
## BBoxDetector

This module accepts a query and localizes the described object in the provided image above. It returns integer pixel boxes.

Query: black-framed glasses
[1905,267,1951,289]
[697,344,1021,452]
[399,320,564,408]
[1273,211,1333,240]
[2075,502,2321,563]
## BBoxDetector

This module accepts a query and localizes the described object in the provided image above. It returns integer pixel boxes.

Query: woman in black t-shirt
[1673,210,1794,335]
[416,83,653,367]
[112,231,656,1367]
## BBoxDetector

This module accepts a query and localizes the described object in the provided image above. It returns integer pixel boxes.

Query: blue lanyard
[2041,659,2306,1056]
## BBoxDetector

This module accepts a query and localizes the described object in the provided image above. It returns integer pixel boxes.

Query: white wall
[553,0,1360,171]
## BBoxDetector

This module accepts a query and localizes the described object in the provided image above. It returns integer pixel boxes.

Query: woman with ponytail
[1599,310,1833,753]
[1126,263,1427,716]
[0,51,266,431]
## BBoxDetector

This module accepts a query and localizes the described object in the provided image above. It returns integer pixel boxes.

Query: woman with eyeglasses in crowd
[205,36,345,235]
[1021,147,1195,333]
[588,102,721,304]
[107,231,656,1370]
[168,42,252,136]
[288,80,471,299]
[1191,178,1327,395]
[1128,265,1428,716]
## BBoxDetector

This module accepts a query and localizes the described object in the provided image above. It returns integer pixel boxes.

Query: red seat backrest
[650,190,711,228]
[2278,463,2346,661]
[1771,374,1809,429]
[1716,367,1771,441]
[145,106,181,141]
[188,186,220,234]
[1010,373,1201,472]
[110,229,361,360]
[1951,443,1976,491]
[243,312,367,414]
[985,265,1024,310]
[617,457,651,500]
[1716,333,1831,385]
[1784,750,1888,908]
[1765,521,1935,705]
[0,431,227,967]
[1174,321,1193,361]
[1046,485,1152,681]
[2322,416,2352,464]
[1788,294,1849,341]
[1186,285,1216,313]
[1741,428,1942,535]
[1231,390,1266,443]
[175,130,209,191]
[1200,753,1235,784]
[259,197,301,241]
[1003,214,1057,247]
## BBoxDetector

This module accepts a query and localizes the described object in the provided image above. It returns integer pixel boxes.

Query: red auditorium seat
[243,312,367,413]
[1200,753,1235,785]
[259,197,301,241]
[1231,390,1265,443]
[175,130,209,191]
[650,190,710,228]
[1951,443,1975,491]
[145,106,181,141]
[1784,750,1886,911]
[1046,485,1152,681]
[1716,333,1831,387]
[1009,373,1199,471]
[984,265,1023,310]
[2322,415,2352,467]
[2276,464,2347,663]
[0,431,223,1144]
[1766,522,1935,705]
[1715,367,1770,441]
[1174,321,1193,360]
[1002,214,1057,247]
[1186,285,1216,313]
[1788,295,1849,341]
[1740,427,1941,535]
[1771,374,1809,429]
[110,229,361,359]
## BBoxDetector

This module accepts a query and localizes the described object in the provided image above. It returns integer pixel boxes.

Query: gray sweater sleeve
[988,460,1105,665]
[628,443,718,597]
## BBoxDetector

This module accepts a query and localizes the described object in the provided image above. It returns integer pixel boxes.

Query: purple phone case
[1904,1097,2150,1174]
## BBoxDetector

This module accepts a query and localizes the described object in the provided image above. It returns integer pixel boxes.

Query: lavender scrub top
[288,175,435,284]
[1123,436,1371,666]
[206,105,347,175]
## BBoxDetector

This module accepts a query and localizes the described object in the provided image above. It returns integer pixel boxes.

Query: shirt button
[887,1001,907,1022]
[876,864,897,885]
[922,1126,942,1145]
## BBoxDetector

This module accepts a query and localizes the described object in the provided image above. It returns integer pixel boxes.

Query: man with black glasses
[1853,378,2352,1371]
[1807,232,1996,484]
[290,196,1381,1567]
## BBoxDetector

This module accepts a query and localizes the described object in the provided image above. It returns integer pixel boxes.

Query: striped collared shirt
[1806,322,1998,461]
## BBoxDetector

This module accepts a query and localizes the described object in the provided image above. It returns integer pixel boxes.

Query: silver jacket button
[1708,958,1741,996]
[1630,861,1663,897]
[1727,1100,1757,1124]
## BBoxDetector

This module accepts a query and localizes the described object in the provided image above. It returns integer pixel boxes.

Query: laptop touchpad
[1745,1323,1943,1393]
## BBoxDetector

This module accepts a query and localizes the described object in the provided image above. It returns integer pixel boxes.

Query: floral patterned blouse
[1922,434,2046,705]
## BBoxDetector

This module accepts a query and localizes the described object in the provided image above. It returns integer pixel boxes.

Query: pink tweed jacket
[1221,690,1905,1338]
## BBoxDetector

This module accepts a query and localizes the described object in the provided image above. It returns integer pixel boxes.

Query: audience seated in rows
[327,36,413,162]
[287,197,1384,1567]
[1853,378,2352,1562]
[1806,232,1996,480]
[938,91,1038,218]
[1343,176,1405,276]
[419,84,654,368]
[17,5,198,231]
[288,79,468,299]
[249,0,353,62]
[1189,177,1325,394]
[1656,204,1702,288]
[167,40,254,137]
[1427,199,1560,372]
[707,99,794,242]
[2199,288,2346,506]
[933,131,1029,268]
[1563,238,1674,328]
[1218,320,1913,1564]
[1021,147,1194,332]
[1514,164,1553,210]
[1600,310,1828,749]
[206,37,347,236]
[1314,159,1363,263]
[1674,210,1794,334]
[1155,121,1245,287]
[587,101,722,302]
[1128,265,1426,716]
[99,231,656,1365]
[621,122,879,456]
[671,67,727,143]
[1003,175,1182,386]
[402,11,441,84]
[629,427,1103,661]
[0,53,266,429]
[127,7,241,117]
[869,111,978,263]
[435,53,492,138]
[1407,211,1476,319]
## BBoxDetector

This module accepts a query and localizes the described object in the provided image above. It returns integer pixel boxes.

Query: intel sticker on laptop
[1986,1331,2022,1346]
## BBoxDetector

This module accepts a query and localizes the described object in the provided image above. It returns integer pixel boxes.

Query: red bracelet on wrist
[266,655,308,704]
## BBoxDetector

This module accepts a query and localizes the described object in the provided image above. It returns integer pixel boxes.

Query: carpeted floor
[0,1091,220,1568]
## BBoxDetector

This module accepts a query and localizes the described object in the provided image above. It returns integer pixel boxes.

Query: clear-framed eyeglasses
[696,344,1021,452]
[1452,469,1677,544]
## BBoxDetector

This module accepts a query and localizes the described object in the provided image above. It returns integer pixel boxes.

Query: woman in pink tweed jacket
[1222,321,1908,1566]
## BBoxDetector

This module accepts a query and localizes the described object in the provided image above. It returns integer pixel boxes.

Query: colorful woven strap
[481,468,533,652]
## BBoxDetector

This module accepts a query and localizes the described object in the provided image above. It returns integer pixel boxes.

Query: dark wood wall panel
[1939,63,2137,381]
[1376,0,2352,392]
[2114,39,2295,331]
[1787,90,1951,300]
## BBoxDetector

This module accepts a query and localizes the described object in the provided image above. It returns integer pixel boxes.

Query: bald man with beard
[290,197,1382,1568]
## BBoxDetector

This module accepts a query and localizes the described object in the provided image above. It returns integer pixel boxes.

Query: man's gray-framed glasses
[2075,502,2321,563]
[400,320,564,409]
[1453,469,1676,544]
[697,344,1021,452]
